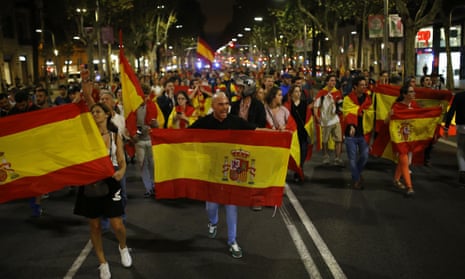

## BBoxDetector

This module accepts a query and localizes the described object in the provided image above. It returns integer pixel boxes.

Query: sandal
[393,180,406,190]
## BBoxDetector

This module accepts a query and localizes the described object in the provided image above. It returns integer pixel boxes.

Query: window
[440,26,462,47]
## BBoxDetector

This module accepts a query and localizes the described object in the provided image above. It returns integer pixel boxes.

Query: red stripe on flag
[151,129,292,148]
[0,103,85,137]
[156,178,284,207]
[0,157,114,203]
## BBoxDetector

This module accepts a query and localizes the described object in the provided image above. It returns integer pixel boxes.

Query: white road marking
[280,202,322,279]
[285,184,347,279]
[438,138,457,148]
[63,239,93,279]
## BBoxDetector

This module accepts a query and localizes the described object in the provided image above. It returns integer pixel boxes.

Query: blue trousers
[345,136,369,182]
[135,140,155,193]
[206,202,237,245]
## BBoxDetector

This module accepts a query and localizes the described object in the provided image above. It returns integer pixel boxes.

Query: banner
[368,15,384,39]
[0,103,115,203]
[152,129,292,206]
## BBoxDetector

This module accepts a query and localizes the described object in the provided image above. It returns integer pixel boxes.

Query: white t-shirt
[314,93,340,127]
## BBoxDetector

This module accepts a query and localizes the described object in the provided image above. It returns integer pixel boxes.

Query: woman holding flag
[386,84,420,197]
[73,102,132,279]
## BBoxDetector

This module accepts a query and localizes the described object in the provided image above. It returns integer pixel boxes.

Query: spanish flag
[196,37,215,65]
[151,129,292,206]
[389,107,443,155]
[119,30,144,136]
[0,103,115,203]
[371,84,452,161]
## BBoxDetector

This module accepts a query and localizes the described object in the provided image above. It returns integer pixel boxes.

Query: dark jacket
[230,97,266,128]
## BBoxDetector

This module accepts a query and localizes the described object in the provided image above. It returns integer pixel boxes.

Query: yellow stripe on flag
[154,142,289,188]
[1,112,108,182]
[390,116,441,144]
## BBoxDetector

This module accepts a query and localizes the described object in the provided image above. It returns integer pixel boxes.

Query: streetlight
[36,29,59,83]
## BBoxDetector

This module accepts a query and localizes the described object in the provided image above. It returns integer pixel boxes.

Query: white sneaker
[119,245,133,268]
[98,262,111,279]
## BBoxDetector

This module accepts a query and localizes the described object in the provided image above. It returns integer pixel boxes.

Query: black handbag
[83,180,109,197]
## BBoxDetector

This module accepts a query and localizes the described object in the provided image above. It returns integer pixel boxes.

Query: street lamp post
[36,29,59,85]
[382,0,389,73]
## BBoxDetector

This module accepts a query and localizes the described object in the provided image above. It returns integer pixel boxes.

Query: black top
[445,91,465,127]
[190,114,256,130]
[230,97,266,128]
[344,94,366,138]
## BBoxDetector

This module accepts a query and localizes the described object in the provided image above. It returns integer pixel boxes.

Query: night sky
[197,0,234,35]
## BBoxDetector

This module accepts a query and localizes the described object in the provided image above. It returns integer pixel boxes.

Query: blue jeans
[135,140,154,193]
[345,136,369,182]
[206,202,237,245]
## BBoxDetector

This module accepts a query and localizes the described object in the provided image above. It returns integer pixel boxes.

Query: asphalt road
[1,137,464,279]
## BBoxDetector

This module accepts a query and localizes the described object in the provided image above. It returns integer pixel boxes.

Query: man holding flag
[190,92,257,259]
[342,76,375,189]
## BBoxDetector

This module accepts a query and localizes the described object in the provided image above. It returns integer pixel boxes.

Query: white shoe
[119,245,133,268]
[98,262,111,279]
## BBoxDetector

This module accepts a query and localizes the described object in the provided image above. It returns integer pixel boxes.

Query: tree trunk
[403,25,417,79]
[444,20,454,90]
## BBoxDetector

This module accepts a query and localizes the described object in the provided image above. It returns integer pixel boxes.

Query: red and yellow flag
[371,84,452,161]
[197,37,215,65]
[0,103,115,203]
[119,31,144,136]
[151,129,292,206]
[389,107,443,155]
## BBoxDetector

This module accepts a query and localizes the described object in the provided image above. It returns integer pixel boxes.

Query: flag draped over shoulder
[0,103,115,203]
[283,103,314,179]
[151,129,292,207]
[119,31,144,136]
[342,92,375,142]
[196,37,215,65]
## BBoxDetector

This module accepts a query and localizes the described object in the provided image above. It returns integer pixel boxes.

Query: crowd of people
[1,65,460,278]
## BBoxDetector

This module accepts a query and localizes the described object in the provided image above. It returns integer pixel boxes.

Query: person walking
[313,74,344,166]
[444,90,465,184]
[190,92,257,259]
[342,76,374,189]
[73,103,132,279]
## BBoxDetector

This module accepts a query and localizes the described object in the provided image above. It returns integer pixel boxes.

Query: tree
[393,0,442,79]
[297,0,363,72]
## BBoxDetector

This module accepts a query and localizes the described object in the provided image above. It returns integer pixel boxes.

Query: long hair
[90,103,118,133]
[396,84,410,102]
[265,86,281,106]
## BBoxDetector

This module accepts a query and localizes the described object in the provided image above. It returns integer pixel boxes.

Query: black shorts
[74,177,124,219]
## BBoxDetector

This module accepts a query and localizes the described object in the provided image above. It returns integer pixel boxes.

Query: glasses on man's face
[177,97,186,101]
[407,90,415,93]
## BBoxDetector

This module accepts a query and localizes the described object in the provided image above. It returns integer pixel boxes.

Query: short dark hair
[14,90,30,103]
[352,76,365,88]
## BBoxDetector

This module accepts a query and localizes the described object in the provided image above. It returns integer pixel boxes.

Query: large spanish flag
[390,107,443,154]
[152,129,292,206]
[119,31,144,136]
[0,103,115,203]
[197,37,215,65]
[371,84,452,161]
